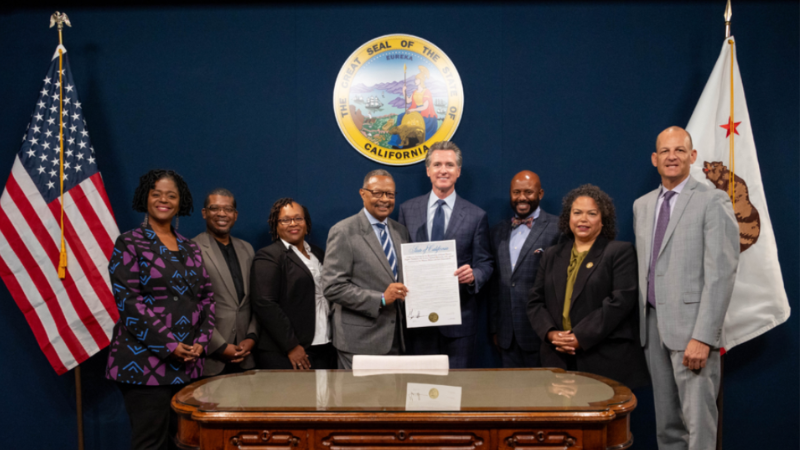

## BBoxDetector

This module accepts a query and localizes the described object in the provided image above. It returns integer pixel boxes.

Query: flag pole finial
[724,0,732,38]
[49,11,71,45]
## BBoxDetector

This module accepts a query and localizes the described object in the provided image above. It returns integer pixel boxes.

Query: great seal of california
[333,34,464,165]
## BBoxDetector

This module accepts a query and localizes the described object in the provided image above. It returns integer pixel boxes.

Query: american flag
[0,45,120,375]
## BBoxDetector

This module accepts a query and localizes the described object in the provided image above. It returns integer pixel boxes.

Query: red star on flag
[720,116,742,137]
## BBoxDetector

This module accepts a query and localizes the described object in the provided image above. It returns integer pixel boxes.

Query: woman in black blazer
[251,198,336,370]
[527,185,649,388]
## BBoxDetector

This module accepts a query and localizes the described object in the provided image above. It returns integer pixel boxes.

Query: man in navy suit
[398,141,493,368]
[489,171,560,368]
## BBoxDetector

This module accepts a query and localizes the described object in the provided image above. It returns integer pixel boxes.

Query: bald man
[634,127,739,450]
[489,171,561,368]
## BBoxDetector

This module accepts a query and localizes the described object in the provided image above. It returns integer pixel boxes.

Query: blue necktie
[648,190,677,307]
[431,199,446,241]
[375,223,398,281]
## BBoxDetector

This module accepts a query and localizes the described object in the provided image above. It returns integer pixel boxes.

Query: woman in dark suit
[251,198,336,370]
[527,184,649,388]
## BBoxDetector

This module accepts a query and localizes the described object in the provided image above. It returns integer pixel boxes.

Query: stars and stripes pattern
[375,223,398,280]
[0,45,120,374]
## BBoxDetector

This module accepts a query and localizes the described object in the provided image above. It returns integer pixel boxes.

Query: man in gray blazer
[194,188,257,376]
[634,127,739,450]
[489,170,560,368]
[322,170,411,369]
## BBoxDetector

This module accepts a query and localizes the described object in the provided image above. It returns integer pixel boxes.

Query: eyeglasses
[278,217,305,225]
[207,205,236,214]
[362,189,397,200]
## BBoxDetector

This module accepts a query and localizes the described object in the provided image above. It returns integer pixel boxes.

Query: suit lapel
[416,198,429,242]
[232,237,251,299]
[550,243,571,307]
[658,177,696,259]
[512,213,548,277]
[200,232,238,302]
[444,195,466,240]
[388,221,404,281]
[569,235,608,306]
[496,220,512,278]
[284,243,314,279]
[641,189,659,267]
[358,213,395,279]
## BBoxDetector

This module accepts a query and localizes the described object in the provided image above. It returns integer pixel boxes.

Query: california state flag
[686,36,790,350]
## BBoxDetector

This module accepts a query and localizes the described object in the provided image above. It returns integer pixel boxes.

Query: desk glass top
[176,369,620,413]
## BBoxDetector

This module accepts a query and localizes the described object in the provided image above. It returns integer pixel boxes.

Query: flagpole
[717,6,731,450]
[50,12,82,450]
[726,0,735,209]
[724,0,732,38]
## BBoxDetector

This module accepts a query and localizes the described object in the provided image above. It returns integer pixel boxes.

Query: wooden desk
[172,368,636,450]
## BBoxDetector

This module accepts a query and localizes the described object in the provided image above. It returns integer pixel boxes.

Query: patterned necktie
[431,199,446,241]
[511,216,534,229]
[647,190,677,307]
[375,223,398,281]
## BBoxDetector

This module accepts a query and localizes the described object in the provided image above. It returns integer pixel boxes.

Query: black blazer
[527,235,650,388]
[250,240,326,354]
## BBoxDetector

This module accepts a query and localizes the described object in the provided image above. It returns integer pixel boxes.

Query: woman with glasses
[250,198,336,370]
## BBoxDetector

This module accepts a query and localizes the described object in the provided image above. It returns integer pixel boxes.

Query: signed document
[401,240,461,328]
[405,383,462,411]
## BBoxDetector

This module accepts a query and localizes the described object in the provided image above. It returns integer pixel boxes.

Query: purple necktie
[647,190,677,307]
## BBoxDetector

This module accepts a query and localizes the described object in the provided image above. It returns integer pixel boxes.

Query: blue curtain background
[0,2,796,449]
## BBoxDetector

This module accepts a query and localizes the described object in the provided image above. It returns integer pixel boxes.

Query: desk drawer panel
[317,429,489,450]
[498,429,582,450]
[225,429,307,450]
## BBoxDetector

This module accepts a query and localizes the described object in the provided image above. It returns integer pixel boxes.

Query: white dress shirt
[281,239,331,346]
[426,190,457,240]
[509,207,541,270]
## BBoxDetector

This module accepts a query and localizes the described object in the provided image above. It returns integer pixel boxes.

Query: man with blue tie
[489,171,560,368]
[398,141,493,368]
[322,169,411,369]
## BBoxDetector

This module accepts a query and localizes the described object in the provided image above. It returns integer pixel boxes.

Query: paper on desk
[352,355,449,376]
[401,240,461,328]
[405,383,462,411]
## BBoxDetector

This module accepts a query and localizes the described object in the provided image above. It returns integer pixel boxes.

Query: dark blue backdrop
[0,2,796,449]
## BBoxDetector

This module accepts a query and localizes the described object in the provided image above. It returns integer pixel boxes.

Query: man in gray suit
[489,170,560,368]
[194,188,257,376]
[634,126,739,450]
[322,170,411,369]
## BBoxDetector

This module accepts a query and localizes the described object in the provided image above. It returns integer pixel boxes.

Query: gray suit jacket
[321,210,410,355]
[193,231,257,375]
[633,176,739,350]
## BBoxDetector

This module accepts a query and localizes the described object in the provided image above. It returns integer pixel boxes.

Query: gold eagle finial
[49,11,72,31]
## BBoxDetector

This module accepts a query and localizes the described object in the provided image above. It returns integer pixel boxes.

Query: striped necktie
[375,223,398,281]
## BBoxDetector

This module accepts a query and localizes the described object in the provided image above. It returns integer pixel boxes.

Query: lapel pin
[586,262,594,269]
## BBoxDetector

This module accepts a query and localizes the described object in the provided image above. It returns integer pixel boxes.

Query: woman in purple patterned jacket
[105,169,215,450]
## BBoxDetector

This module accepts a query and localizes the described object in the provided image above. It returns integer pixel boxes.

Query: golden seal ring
[429,388,439,399]
[429,312,439,323]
